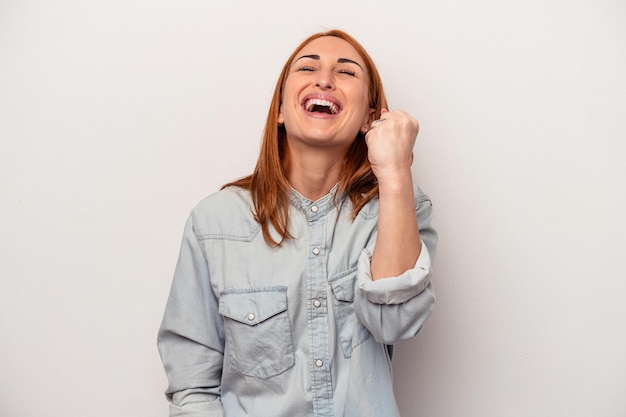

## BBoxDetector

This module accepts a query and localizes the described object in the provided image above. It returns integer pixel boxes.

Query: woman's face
[278,36,373,153]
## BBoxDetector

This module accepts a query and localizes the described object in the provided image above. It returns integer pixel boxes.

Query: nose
[315,69,334,90]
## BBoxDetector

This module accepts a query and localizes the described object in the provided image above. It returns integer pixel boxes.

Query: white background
[1,1,625,416]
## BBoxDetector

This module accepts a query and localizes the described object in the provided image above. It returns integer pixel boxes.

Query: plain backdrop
[1,1,625,416]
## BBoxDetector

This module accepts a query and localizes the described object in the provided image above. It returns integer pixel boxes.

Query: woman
[158,29,437,417]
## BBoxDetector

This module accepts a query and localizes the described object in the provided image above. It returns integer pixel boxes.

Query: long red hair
[224,29,389,246]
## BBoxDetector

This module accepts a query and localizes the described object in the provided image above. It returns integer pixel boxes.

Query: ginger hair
[223,29,389,246]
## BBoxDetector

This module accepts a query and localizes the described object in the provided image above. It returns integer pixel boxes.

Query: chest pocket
[329,268,371,358]
[219,287,295,379]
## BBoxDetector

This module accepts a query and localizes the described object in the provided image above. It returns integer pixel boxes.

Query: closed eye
[297,66,315,72]
[339,69,356,76]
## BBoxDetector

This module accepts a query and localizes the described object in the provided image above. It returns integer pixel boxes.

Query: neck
[285,143,346,201]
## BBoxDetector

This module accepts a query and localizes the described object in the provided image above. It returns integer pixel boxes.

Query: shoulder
[191,186,260,242]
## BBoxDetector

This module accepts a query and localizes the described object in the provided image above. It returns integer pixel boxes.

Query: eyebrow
[294,54,365,72]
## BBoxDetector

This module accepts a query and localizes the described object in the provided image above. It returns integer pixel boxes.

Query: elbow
[368,283,435,345]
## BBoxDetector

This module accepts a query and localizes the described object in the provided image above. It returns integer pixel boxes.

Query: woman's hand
[364,108,419,182]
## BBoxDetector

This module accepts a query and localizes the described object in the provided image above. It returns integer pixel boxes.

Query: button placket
[305,195,332,410]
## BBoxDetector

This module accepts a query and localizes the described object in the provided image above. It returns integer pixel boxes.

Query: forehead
[296,36,365,65]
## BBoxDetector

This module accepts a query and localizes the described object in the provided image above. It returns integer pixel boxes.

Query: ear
[278,105,285,125]
[360,107,376,133]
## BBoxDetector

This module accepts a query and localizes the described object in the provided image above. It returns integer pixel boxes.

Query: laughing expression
[278,36,374,152]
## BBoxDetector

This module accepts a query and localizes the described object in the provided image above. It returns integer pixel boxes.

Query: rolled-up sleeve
[354,190,437,345]
[157,213,225,417]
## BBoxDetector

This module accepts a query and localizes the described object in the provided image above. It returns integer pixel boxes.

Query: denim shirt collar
[289,183,343,220]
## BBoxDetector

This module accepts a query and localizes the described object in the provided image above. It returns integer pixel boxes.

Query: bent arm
[157,214,225,417]
[365,108,422,280]
[355,188,437,344]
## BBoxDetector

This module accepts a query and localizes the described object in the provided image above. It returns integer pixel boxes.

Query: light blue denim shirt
[158,183,437,417]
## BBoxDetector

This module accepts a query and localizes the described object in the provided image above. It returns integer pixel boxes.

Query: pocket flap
[219,287,288,325]
[329,268,357,302]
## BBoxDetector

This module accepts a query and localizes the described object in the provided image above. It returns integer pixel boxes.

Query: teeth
[305,98,339,114]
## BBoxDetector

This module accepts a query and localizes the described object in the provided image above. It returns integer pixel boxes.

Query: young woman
[158,29,437,417]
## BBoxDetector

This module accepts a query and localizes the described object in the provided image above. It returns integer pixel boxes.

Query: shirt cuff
[356,242,432,305]
[169,390,224,417]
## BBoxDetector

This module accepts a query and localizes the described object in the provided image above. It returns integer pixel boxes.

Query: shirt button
[311,205,318,213]
[247,313,255,321]
[312,247,320,255]
[315,359,323,368]
[313,299,321,308]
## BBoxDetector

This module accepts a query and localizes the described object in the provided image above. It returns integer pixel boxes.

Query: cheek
[281,85,300,112]
[354,93,371,118]
[278,98,296,125]
[349,84,370,108]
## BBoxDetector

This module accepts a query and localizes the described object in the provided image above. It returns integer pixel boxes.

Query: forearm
[370,168,421,280]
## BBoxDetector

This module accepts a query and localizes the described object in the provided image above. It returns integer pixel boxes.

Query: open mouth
[303,98,341,115]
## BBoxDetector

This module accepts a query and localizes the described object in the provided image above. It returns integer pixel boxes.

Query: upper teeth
[305,99,339,114]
